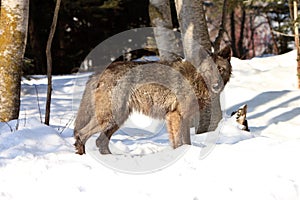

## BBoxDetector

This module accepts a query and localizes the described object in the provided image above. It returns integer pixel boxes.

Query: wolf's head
[198,45,232,93]
[214,45,232,87]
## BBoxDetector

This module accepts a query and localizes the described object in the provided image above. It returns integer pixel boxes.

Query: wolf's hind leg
[74,130,97,155]
[74,133,86,155]
[96,123,119,154]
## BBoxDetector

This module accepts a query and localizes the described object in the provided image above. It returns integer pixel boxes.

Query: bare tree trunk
[237,8,246,58]
[292,0,300,89]
[0,0,29,122]
[45,0,61,125]
[266,15,279,55]
[174,0,223,134]
[293,0,300,88]
[149,0,182,61]
[175,0,211,55]
[214,0,228,52]
[249,15,256,57]
[289,0,300,89]
[230,10,238,57]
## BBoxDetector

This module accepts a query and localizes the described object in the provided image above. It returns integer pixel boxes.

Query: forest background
[23,0,294,75]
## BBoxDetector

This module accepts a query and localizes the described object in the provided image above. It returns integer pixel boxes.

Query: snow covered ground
[1,51,300,200]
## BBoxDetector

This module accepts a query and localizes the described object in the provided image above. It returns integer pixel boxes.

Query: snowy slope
[0,51,300,200]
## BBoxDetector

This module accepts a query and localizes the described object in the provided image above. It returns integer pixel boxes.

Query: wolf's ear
[218,45,231,61]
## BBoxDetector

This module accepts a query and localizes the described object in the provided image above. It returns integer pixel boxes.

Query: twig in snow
[59,114,75,135]
[15,118,19,131]
[34,84,43,123]
[0,118,13,132]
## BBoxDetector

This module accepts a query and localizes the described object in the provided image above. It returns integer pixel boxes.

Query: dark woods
[25,0,151,75]
[24,0,294,75]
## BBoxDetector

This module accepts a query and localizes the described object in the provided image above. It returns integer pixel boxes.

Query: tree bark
[266,15,279,55]
[0,0,29,122]
[175,0,211,55]
[293,0,300,88]
[237,8,246,58]
[149,0,182,61]
[214,0,228,52]
[230,10,238,57]
[45,0,61,125]
[174,0,223,134]
[249,15,256,57]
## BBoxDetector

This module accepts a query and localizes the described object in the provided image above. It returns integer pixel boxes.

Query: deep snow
[0,51,300,200]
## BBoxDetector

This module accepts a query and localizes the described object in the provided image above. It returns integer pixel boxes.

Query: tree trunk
[266,15,279,55]
[175,0,211,55]
[292,0,300,89]
[230,10,238,57]
[174,0,223,134]
[149,0,182,61]
[0,0,29,122]
[45,0,61,125]
[249,15,256,57]
[237,8,246,58]
[214,0,228,52]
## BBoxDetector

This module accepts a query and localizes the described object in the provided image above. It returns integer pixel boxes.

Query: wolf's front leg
[166,111,186,148]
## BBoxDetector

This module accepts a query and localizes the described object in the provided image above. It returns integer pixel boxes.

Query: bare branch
[45,0,62,125]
